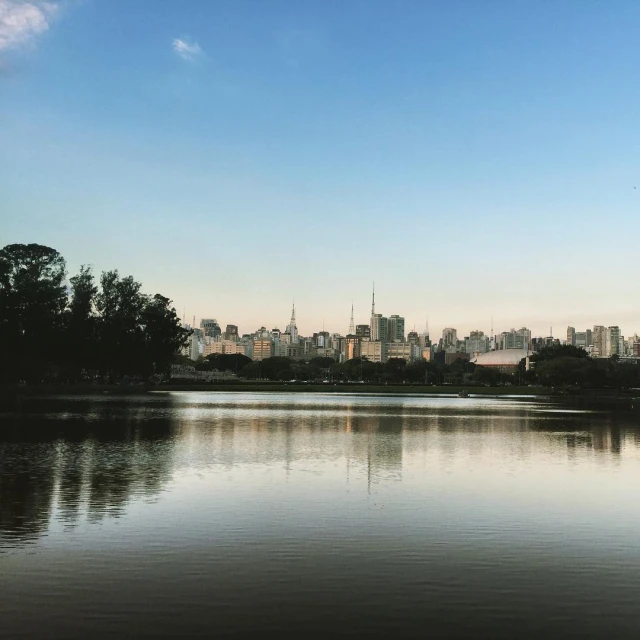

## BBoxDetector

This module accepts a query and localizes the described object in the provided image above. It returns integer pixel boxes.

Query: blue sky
[1,0,639,338]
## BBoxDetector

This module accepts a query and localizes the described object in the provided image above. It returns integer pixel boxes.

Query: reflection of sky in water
[1,393,640,638]
[0,392,637,548]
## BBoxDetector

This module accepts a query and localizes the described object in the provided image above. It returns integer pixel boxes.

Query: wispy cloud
[0,0,58,53]
[172,37,202,62]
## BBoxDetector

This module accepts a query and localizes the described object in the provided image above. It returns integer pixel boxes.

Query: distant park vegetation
[195,345,640,391]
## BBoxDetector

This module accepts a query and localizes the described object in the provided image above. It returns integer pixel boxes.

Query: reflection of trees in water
[0,446,57,544]
[0,396,176,546]
[529,409,636,456]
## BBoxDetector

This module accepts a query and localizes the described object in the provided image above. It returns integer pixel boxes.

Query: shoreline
[1,383,638,409]
[2,382,547,396]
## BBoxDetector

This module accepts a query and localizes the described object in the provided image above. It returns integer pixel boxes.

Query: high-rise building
[593,325,606,357]
[499,328,531,350]
[442,328,458,350]
[316,331,330,348]
[200,318,221,338]
[203,340,247,356]
[360,340,386,363]
[368,284,389,341]
[356,324,371,339]
[370,314,388,342]
[285,304,298,344]
[387,315,405,342]
[387,342,412,361]
[189,328,203,361]
[606,326,621,357]
[345,335,360,360]
[252,338,274,361]
[466,330,489,355]
[566,326,576,346]
[419,331,431,351]
[224,324,239,341]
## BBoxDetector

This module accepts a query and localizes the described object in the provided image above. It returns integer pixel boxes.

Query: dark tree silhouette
[0,244,190,385]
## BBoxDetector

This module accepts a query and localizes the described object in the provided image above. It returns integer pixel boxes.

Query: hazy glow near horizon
[1,1,639,338]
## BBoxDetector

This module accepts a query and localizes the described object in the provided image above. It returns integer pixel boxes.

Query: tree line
[198,346,640,389]
[197,353,475,385]
[520,344,640,389]
[0,243,191,385]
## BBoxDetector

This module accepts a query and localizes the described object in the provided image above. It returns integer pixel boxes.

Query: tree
[198,353,252,373]
[95,271,149,381]
[0,243,195,386]
[65,265,98,380]
[257,357,295,381]
[531,344,589,364]
[534,357,594,388]
[141,294,192,378]
[0,244,67,383]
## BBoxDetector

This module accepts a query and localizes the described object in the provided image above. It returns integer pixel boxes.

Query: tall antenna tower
[371,282,376,317]
[348,303,355,335]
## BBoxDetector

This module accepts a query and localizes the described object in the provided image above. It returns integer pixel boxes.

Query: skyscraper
[387,315,405,342]
[593,325,606,357]
[370,315,388,342]
[442,328,458,350]
[499,328,531,350]
[200,318,221,338]
[356,324,371,339]
[286,304,298,344]
[566,326,576,346]
[606,326,621,357]
[224,324,239,341]
[368,283,389,341]
[466,330,489,355]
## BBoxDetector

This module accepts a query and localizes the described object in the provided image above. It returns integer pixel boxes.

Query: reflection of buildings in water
[343,407,404,486]
[530,410,638,459]
[173,401,405,485]
[591,422,622,455]
[0,397,177,546]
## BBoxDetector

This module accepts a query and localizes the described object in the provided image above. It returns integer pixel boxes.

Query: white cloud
[172,37,202,62]
[0,1,57,53]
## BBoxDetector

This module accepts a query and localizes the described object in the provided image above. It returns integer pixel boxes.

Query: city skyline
[186,305,639,365]
[2,1,640,337]
[179,295,638,343]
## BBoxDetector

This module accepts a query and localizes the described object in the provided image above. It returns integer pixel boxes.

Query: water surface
[1,392,639,638]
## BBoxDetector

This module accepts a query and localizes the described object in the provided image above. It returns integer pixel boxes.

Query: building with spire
[369,283,387,341]
[286,303,298,344]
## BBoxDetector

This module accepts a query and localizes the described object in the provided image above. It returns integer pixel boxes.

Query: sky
[1,0,640,339]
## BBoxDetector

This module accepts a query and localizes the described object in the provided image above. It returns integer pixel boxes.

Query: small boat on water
[458,389,469,398]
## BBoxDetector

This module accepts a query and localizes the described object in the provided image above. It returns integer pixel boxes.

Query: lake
[1,392,639,639]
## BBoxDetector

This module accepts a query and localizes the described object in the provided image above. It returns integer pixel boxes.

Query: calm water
[1,392,640,639]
